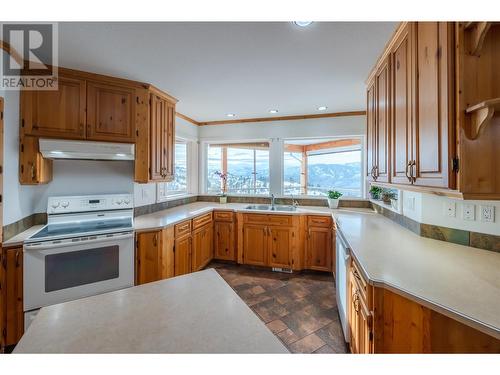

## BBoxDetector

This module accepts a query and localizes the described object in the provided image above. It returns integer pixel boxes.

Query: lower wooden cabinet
[348,263,373,354]
[1,247,24,347]
[268,227,293,268]
[135,227,174,285]
[174,234,192,276]
[306,217,333,272]
[214,221,235,261]
[242,224,268,266]
[192,222,213,272]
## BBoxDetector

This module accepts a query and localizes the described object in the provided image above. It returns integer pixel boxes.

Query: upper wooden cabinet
[19,67,177,185]
[367,22,500,199]
[22,76,86,139]
[135,87,177,183]
[86,81,136,142]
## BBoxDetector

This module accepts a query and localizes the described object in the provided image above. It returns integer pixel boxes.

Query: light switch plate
[443,201,456,218]
[480,205,495,223]
[463,203,475,221]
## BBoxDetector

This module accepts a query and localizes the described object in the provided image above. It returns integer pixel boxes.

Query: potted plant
[327,190,343,209]
[214,171,228,204]
[381,189,397,204]
[369,186,382,200]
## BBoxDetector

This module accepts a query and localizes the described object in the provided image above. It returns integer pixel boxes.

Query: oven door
[23,231,134,311]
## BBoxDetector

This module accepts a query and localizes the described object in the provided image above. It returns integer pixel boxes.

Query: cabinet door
[413,22,453,188]
[86,81,136,142]
[306,227,332,272]
[22,76,86,139]
[174,236,191,276]
[19,135,53,185]
[136,231,161,285]
[164,102,175,178]
[0,248,5,352]
[366,79,377,182]
[214,221,235,261]
[5,247,23,346]
[349,276,360,354]
[243,225,268,266]
[375,58,390,182]
[358,296,373,354]
[201,224,213,267]
[191,228,204,272]
[391,24,413,185]
[150,95,175,181]
[268,227,292,268]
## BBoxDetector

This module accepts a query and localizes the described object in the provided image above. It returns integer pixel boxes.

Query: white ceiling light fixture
[226,113,236,117]
[269,109,279,114]
[293,21,313,27]
[317,106,328,111]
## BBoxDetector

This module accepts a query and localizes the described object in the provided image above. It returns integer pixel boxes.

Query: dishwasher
[335,222,350,343]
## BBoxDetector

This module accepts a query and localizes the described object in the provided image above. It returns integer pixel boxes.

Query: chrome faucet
[291,194,299,208]
[271,194,276,209]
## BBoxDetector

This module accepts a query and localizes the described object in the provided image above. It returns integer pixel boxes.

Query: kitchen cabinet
[21,76,86,139]
[174,235,192,276]
[390,23,413,185]
[412,22,454,188]
[192,222,213,272]
[267,227,293,268]
[3,247,24,347]
[306,216,333,272]
[86,81,136,143]
[242,225,268,266]
[214,211,236,261]
[135,227,174,285]
[148,92,175,181]
[366,79,377,182]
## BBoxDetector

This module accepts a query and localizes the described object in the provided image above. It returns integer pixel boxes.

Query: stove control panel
[47,194,134,214]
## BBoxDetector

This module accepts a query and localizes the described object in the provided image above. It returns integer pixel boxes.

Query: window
[207,142,270,195]
[166,141,188,195]
[283,138,362,198]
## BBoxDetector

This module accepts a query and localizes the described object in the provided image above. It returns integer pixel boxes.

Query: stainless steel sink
[245,204,297,212]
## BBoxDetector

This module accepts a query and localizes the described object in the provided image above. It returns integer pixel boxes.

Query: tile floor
[209,262,348,354]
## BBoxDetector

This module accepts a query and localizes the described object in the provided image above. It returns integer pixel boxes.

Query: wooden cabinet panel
[349,267,373,354]
[19,135,53,185]
[268,227,292,268]
[192,224,213,272]
[375,59,390,182]
[136,229,174,285]
[214,211,234,222]
[174,235,191,276]
[243,225,268,266]
[86,81,136,143]
[136,231,160,285]
[192,212,212,230]
[0,248,5,352]
[174,220,192,238]
[22,76,86,139]
[366,79,377,182]
[149,94,175,181]
[214,221,235,261]
[306,227,332,272]
[391,24,413,184]
[307,216,332,228]
[413,22,453,188]
[5,247,23,346]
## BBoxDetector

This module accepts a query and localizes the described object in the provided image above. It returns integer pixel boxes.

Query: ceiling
[58,22,397,122]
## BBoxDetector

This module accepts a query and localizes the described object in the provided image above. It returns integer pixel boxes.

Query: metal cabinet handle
[153,234,158,247]
[405,161,412,182]
[353,291,360,313]
[411,160,417,183]
[15,251,20,267]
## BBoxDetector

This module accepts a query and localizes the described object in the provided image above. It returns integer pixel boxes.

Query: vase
[327,198,339,209]
[219,196,227,204]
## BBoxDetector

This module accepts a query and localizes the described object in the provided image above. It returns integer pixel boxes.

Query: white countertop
[14,269,288,353]
[333,208,500,339]
[134,201,336,232]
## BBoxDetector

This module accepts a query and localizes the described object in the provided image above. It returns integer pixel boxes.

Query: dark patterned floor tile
[252,298,290,323]
[266,319,288,334]
[277,328,300,346]
[313,345,336,354]
[315,320,348,353]
[288,333,326,353]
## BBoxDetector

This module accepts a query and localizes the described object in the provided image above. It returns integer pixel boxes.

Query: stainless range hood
[39,139,135,161]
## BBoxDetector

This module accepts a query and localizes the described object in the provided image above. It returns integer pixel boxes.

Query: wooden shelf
[464,22,491,56]
[465,98,500,140]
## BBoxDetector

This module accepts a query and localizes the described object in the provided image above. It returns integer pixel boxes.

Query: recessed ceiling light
[226,113,236,117]
[317,106,328,111]
[293,21,313,27]
[269,109,279,114]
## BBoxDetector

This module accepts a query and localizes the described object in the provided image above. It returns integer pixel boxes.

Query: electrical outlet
[406,196,415,211]
[462,203,475,221]
[480,205,495,223]
[443,201,456,218]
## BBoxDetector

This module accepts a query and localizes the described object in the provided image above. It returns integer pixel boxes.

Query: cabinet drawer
[175,220,192,237]
[214,211,234,222]
[192,212,213,230]
[307,215,332,228]
[268,215,293,226]
[243,213,269,224]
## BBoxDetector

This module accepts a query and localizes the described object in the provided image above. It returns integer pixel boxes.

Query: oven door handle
[24,231,134,251]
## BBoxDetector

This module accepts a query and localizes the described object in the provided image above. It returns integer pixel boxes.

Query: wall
[198,115,366,196]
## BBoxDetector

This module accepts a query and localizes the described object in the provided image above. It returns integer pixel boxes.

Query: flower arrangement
[214,171,228,203]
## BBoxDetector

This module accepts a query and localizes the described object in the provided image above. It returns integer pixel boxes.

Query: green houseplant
[381,189,397,204]
[327,190,343,209]
[369,186,382,200]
